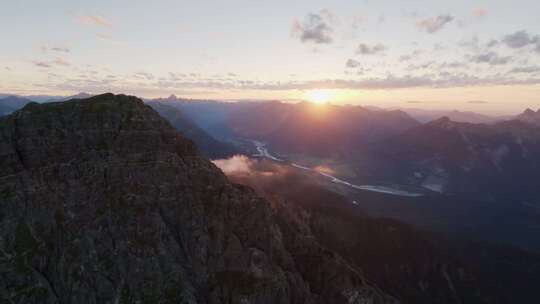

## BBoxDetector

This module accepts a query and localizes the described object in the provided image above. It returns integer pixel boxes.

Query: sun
[305,89,332,105]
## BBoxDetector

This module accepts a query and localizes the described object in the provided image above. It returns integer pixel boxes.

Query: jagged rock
[0,93,395,304]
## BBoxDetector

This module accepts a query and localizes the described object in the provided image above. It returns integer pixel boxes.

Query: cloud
[440,61,468,69]
[356,43,386,55]
[292,12,334,44]
[54,58,70,66]
[77,14,112,28]
[51,47,70,53]
[244,73,540,91]
[399,55,412,62]
[34,61,52,68]
[134,71,155,80]
[467,100,489,104]
[501,30,539,48]
[212,155,254,175]
[469,52,512,65]
[96,33,123,46]
[486,39,499,48]
[4,66,11,71]
[406,61,436,71]
[345,59,361,68]
[417,15,454,33]
[458,36,480,50]
[472,8,488,18]
[509,66,540,74]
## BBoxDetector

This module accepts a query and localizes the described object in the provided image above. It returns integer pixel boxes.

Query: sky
[1,0,540,114]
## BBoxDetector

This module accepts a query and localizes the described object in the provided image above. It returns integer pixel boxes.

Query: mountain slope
[372,117,540,199]
[0,93,394,304]
[400,108,501,124]
[147,101,239,158]
[516,108,540,126]
[223,158,540,304]
[0,96,32,115]
[226,101,420,157]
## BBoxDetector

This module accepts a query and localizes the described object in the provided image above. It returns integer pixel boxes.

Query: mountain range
[0,94,395,303]
[2,93,539,303]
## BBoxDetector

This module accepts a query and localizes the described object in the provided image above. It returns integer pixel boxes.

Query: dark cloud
[417,15,454,33]
[356,43,386,55]
[469,52,512,65]
[345,59,361,68]
[292,13,333,44]
[502,30,539,48]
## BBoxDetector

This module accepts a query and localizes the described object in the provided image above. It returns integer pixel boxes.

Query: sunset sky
[2,0,540,114]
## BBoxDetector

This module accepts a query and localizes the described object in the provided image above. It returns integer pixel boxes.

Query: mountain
[147,101,239,158]
[0,96,32,115]
[224,159,540,303]
[400,108,502,124]
[225,101,420,157]
[0,103,13,116]
[516,108,540,126]
[146,99,419,157]
[0,93,395,304]
[371,116,540,200]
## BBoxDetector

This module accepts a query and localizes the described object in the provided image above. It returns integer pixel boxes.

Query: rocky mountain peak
[0,93,394,304]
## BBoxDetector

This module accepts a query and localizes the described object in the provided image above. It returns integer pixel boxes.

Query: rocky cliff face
[0,94,395,304]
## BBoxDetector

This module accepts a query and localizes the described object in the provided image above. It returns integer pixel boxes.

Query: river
[251,140,423,197]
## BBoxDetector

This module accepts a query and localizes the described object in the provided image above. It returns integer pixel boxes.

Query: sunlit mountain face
[3,1,540,303]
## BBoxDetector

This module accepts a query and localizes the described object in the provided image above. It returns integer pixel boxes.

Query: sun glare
[305,89,332,104]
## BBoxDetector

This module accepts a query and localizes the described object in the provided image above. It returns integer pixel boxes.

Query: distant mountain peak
[516,107,540,125]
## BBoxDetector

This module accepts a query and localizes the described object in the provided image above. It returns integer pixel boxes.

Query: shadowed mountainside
[0,93,395,304]
[147,101,240,159]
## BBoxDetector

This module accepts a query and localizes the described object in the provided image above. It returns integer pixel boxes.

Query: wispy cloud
[134,71,155,80]
[472,8,488,18]
[51,47,70,53]
[76,13,112,28]
[54,57,70,66]
[417,15,454,33]
[96,33,123,46]
[509,66,540,74]
[469,52,512,65]
[34,61,52,68]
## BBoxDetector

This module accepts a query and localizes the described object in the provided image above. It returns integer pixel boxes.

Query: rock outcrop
[0,93,395,304]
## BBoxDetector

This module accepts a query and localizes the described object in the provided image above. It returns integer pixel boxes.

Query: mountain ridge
[0,93,395,304]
